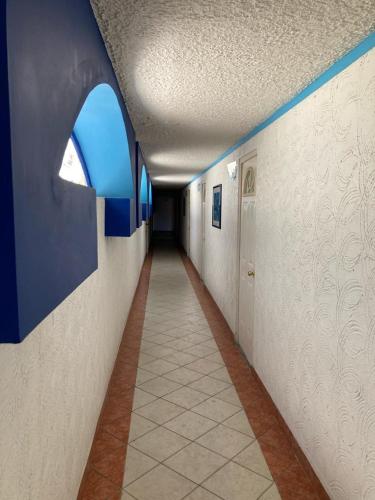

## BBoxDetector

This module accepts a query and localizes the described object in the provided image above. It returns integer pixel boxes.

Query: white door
[238,154,257,364]
[200,182,206,281]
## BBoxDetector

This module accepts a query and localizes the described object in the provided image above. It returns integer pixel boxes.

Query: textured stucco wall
[0,199,146,500]
[184,48,375,498]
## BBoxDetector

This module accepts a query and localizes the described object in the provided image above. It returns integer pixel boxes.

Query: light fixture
[227,160,237,180]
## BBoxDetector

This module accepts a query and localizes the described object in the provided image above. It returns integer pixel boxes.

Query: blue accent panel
[105,198,136,237]
[136,144,147,228]
[142,203,149,221]
[135,143,141,228]
[2,0,137,342]
[141,166,148,203]
[188,31,375,185]
[73,84,134,198]
[0,1,19,341]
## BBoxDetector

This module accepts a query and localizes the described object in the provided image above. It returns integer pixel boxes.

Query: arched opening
[141,165,149,221]
[60,83,134,199]
[59,83,136,237]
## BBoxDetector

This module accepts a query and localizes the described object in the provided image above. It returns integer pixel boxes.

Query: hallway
[2,3,374,498]
[79,243,324,500]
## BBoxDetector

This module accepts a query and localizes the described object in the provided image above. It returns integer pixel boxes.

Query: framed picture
[212,184,222,229]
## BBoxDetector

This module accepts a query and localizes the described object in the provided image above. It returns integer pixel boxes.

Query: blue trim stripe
[188,31,375,185]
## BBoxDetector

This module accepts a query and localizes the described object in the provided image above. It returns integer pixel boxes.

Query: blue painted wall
[2,0,138,342]
[136,143,146,227]
[141,166,148,203]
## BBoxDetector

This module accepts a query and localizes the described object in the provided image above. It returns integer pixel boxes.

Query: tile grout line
[180,249,330,500]
[124,250,276,500]
[77,251,154,500]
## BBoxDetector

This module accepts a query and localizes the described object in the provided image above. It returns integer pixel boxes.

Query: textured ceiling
[91,0,375,187]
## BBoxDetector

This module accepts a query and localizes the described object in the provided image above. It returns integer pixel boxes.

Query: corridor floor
[79,243,327,500]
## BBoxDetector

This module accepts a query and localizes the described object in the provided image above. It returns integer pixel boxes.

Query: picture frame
[212,184,222,229]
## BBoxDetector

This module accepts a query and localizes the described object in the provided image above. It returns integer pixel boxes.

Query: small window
[59,138,88,186]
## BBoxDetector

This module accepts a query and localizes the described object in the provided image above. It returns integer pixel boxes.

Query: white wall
[183,48,375,499]
[0,199,146,500]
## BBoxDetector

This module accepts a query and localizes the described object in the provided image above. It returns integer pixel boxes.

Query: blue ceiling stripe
[187,31,375,186]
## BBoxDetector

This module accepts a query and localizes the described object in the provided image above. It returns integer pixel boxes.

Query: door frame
[200,182,206,282]
[185,189,191,256]
[235,150,257,345]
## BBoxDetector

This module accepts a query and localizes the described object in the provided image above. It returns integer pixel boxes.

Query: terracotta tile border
[77,251,153,500]
[180,251,329,500]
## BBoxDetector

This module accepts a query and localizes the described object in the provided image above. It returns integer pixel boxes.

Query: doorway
[185,189,191,256]
[200,182,206,281]
[237,152,257,364]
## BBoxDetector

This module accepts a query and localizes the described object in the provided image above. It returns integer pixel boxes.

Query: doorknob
[248,270,255,277]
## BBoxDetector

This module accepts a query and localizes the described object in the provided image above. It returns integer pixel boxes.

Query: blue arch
[73,84,134,198]
[141,165,148,204]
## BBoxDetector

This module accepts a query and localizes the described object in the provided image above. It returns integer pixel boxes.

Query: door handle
[248,270,255,277]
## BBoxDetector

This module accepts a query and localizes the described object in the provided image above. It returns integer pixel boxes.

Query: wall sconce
[227,161,237,180]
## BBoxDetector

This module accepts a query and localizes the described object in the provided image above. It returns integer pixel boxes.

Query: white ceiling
[91,0,375,187]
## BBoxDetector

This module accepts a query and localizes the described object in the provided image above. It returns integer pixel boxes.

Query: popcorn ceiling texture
[184,48,375,499]
[91,0,375,185]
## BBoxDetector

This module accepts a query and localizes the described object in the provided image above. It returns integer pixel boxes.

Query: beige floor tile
[165,443,227,483]
[188,376,231,396]
[123,446,158,486]
[210,366,232,383]
[163,410,217,440]
[142,344,177,358]
[131,426,190,462]
[183,487,221,500]
[203,352,225,365]
[143,324,169,334]
[184,333,212,345]
[215,386,242,407]
[140,340,158,352]
[199,339,218,350]
[164,327,195,338]
[186,359,223,375]
[138,376,182,397]
[132,388,158,410]
[233,440,273,479]
[147,333,175,345]
[192,397,240,422]
[142,329,159,339]
[121,491,137,499]
[162,351,198,366]
[134,398,186,425]
[164,367,204,385]
[125,464,196,500]
[136,368,157,386]
[166,339,196,351]
[202,461,272,500]
[128,414,158,442]
[184,344,217,358]
[222,410,255,437]
[197,424,253,459]
[138,352,157,367]
[163,387,209,409]
[142,358,179,375]
[259,484,282,499]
